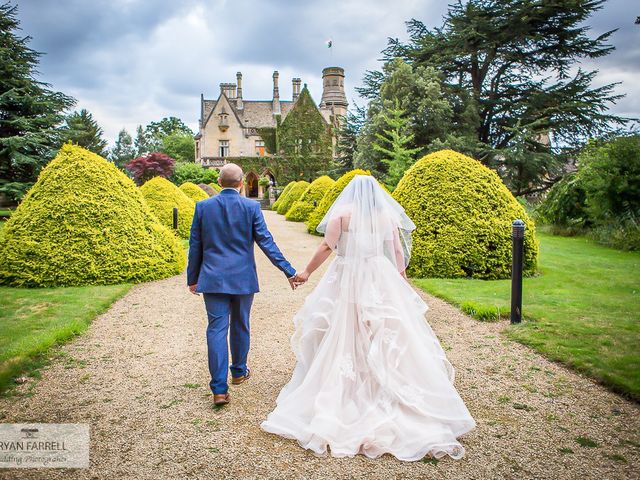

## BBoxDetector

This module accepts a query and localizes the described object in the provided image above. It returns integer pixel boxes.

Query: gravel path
[0,210,638,479]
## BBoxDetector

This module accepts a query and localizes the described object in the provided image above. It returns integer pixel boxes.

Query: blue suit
[187,188,295,394]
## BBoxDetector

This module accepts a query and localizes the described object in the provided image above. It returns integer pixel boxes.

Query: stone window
[219,140,229,157]
[255,139,265,156]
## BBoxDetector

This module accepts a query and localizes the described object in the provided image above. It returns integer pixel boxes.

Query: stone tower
[319,67,348,125]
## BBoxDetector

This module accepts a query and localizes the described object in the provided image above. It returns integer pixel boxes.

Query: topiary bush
[272,181,296,211]
[208,182,222,193]
[180,182,209,203]
[0,144,186,287]
[393,150,538,279]
[141,176,195,239]
[285,176,335,222]
[276,181,309,215]
[307,169,371,234]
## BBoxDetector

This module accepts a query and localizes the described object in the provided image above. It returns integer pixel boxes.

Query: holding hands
[289,270,310,290]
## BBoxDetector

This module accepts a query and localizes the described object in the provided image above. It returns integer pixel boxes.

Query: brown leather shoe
[213,392,230,405]
[231,368,251,385]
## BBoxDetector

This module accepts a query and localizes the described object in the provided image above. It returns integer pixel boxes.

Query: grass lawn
[413,232,640,400]
[0,284,132,395]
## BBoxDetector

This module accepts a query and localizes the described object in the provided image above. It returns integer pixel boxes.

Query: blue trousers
[203,293,254,394]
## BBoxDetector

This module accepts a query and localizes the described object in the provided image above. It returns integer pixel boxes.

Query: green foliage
[414,232,640,400]
[372,102,421,188]
[393,150,538,279]
[257,127,277,154]
[0,145,186,287]
[171,162,218,186]
[578,135,640,223]
[307,169,371,235]
[140,176,195,239]
[361,1,630,194]
[460,301,506,322]
[277,87,333,178]
[276,181,309,215]
[59,109,108,156]
[134,125,151,156]
[536,172,590,229]
[0,3,76,202]
[333,104,366,176]
[208,182,222,193]
[285,176,335,222]
[271,181,296,211]
[160,132,195,163]
[179,182,209,203]
[144,117,194,152]
[109,128,135,169]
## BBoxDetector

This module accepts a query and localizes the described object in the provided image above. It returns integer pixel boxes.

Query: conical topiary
[180,181,209,203]
[141,177,195,239]
[285,176,335,222]
[393,149,538,279]
[272,181,296,211]
[0,144,186,287]
[307,169,371,235]
[276,181,309,215]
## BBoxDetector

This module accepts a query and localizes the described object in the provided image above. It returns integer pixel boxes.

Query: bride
[260,175,476,461]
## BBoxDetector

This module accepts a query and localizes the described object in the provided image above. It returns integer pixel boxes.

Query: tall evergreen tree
[109,128,135,169]
[361,0,631,194]
[372,104,421,188]
[333,104,366,175]
[59,109,108,156]
[134,125,151,156]
[0,2,75,201]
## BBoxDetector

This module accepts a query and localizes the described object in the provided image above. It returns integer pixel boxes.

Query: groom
[187,163,298,406]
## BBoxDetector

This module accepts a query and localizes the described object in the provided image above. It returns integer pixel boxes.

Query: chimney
[236,72,243,110]
[272,71,281,115]
[292,78,301,101]
[219,83,236,99]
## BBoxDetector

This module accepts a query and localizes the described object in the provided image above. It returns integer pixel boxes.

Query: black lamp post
[172,207,178,231]
[510,219,525,324]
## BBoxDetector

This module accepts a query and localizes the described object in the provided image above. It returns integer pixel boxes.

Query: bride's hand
[295,270,310,285]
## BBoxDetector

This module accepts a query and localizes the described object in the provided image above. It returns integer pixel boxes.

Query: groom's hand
[188,284,199,295]
[287,275,297,291]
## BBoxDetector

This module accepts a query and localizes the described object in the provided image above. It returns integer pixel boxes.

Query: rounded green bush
[180,182,209,203]
[307,169,371,234]
[0,144,186,287]
[208,182,222,193]
[272,181,296,211]
[276,181,309,215]
[393,149,538,279]
[285,176,335,222]
[141,176,195,239]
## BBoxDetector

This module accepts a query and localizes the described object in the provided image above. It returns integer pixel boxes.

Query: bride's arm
[296,216,341,282]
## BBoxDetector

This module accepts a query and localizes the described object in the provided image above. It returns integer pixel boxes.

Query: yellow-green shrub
[0,144,186,287]
[141,177,195,239]
[285,176,335,222]
[307,169,370,234]
[393,149,538,279]
[208,182,222,193]
[198,183,216,196]
[180,182,209,203]
[272,181,296,211]
[276,181,309,215]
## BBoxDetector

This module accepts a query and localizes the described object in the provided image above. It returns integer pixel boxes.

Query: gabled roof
[201,95,298,130]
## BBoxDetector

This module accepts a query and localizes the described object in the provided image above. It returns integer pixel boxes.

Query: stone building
[194,67,347,198]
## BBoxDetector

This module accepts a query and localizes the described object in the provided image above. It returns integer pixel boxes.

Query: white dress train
[261,231,476,461]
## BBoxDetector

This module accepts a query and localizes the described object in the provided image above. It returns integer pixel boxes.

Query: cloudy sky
[15,0,640,147]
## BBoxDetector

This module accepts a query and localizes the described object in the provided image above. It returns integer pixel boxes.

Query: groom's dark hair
[219,163,244,188]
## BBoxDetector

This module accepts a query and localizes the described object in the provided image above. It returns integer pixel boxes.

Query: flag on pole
[326,38,333,48]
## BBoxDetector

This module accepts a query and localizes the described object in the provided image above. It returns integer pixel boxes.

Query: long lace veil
[316,175,416,272]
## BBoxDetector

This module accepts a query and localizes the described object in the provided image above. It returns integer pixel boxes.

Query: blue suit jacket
[187,189,295,294]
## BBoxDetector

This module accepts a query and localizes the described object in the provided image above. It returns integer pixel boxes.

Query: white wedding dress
[261,176,476,461]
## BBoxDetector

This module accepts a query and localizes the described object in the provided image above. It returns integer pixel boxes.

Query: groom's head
[218,163,244,189]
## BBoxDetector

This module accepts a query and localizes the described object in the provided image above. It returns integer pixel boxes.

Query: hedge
[271,181,296,211]
[285,176,335,222]
[393,149,538,279]
[141,176,195,239]
[208,183,223,193]
[0,144,185,287]
[180,182,210,203]
[276,181,309,215]
[307,169,371,235]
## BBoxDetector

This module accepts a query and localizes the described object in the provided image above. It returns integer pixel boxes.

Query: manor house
[194,67,348,198]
